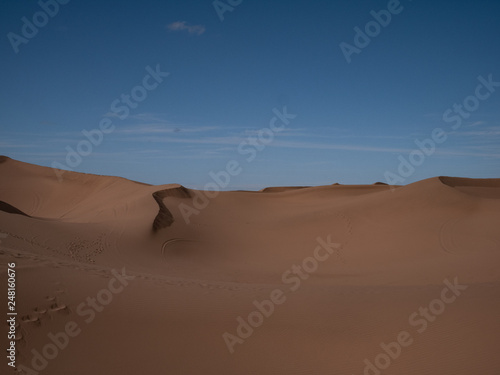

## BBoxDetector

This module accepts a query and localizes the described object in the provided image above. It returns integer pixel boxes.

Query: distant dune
[1,156,499,375]
[260,186,310,193]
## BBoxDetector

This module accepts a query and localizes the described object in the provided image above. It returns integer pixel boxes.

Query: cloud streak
[167,21,205,35]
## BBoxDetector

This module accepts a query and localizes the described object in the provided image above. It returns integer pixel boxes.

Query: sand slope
[0,156,499,374]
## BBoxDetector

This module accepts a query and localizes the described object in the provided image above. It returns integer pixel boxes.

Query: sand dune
[1,156,499,375]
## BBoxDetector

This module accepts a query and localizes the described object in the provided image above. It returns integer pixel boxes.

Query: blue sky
[1,0,499,189]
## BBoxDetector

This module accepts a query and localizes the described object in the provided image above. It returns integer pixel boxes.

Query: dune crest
[439,176,500,199]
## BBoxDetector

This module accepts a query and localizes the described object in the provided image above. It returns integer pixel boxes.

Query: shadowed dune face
[152,186,193,231]
[439,176,500,187]
[0,201,30,216]
[260,186,310,193]
[439,176,500,199]
[1,158,500,375]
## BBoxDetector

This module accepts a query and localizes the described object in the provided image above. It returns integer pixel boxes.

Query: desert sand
[1,155,499,374]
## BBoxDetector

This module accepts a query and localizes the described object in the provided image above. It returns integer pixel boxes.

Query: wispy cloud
[115,132,500,159]
[167,21,205,35]
[467,121,486,127]
[118,125,222,135]
[452,125,500,136]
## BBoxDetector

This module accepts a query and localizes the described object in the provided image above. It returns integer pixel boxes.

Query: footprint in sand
[49,302,70,314]
[15,296,72,361]
[65,232,106,263]
[20,314,41,327]
[34,307,47,315]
